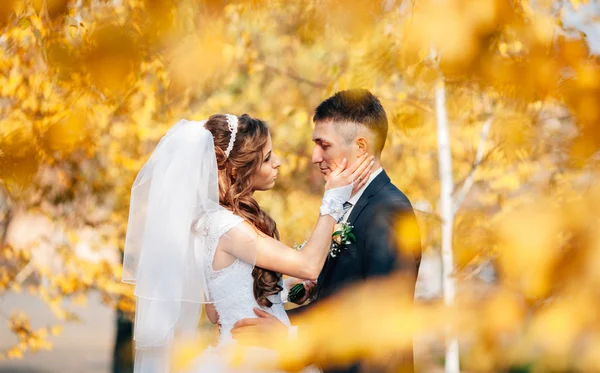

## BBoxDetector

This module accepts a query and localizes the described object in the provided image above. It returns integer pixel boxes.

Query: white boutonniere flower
[330,222,356,258]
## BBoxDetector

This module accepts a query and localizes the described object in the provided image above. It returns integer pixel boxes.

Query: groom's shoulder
[374,180,413,209]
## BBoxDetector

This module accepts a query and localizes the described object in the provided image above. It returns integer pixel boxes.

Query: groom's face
[311,121,357,181]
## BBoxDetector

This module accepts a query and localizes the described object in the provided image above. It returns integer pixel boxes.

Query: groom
[232,89,421,373]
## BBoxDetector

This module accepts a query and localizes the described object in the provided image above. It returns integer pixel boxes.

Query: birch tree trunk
[435,75,460,373]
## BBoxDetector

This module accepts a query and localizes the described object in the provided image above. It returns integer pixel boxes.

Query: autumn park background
[1,0,600,372]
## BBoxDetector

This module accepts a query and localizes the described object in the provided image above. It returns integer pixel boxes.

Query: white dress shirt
[342,167,384,223]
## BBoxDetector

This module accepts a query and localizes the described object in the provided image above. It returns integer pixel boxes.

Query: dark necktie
[337,201,353,223]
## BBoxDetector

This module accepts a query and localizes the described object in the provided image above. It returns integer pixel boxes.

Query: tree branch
[384,94,434,113]
[463,258,494,281]
[12,261,34,285]
[452,117,493,214]
[263,65,329,89]
[413,207,443,222]
[262,64,434,113]
[0,198,12,247]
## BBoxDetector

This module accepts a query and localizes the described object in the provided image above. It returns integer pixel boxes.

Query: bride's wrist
[320,185,352,220]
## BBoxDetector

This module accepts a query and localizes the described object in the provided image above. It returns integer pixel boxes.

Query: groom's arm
[363,197,421,282]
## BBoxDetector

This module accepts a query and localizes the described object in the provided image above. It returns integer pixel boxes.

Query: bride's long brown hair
[204,114,282,307]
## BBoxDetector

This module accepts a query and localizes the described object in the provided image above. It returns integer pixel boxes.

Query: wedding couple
[122,89,421,373]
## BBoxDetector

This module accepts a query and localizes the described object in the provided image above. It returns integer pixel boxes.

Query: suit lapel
[316,171,392,298]
[347,171,391,226]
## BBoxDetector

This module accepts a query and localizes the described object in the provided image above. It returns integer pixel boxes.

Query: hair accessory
[224,114,238,159]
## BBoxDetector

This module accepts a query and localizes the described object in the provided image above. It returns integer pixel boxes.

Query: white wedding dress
[187,209,319,373]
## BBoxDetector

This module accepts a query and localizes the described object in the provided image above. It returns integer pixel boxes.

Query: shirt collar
[348,167,384,206]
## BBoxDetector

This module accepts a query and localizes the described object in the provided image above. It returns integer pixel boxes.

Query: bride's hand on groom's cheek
[325,153,374,192]
[231,308,288,346]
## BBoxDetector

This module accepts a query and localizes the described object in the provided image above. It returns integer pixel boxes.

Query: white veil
[122,119,222,373]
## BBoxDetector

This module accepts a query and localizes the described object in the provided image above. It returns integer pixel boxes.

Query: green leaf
[288,283,306,302]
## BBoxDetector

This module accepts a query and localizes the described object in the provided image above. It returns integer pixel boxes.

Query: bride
[122,114,373,373]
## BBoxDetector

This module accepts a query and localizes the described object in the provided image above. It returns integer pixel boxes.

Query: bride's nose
[273,154,281,168]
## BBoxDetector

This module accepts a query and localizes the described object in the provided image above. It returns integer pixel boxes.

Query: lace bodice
[194,209,290,345]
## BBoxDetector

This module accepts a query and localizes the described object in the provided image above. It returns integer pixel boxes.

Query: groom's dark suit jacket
[289,170,421,373]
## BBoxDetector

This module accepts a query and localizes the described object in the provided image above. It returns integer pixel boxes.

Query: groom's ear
[356,137,368,156]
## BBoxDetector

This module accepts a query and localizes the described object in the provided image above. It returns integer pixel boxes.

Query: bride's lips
[320,168,328,174]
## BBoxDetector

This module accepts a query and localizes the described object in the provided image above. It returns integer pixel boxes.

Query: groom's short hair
[313,89,388,154]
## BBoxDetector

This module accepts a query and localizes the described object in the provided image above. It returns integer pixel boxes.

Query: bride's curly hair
[204,114,282,308]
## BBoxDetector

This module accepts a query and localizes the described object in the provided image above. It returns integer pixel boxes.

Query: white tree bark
[435,76,460,373]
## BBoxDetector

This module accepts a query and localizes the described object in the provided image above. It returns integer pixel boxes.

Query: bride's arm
[205,303,219,324]
[229,215,338,281]
[221,154,374,281]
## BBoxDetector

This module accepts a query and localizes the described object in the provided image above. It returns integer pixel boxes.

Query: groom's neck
[371,158,382,171]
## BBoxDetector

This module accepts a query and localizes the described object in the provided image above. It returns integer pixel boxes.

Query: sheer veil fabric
[123,119,228,372]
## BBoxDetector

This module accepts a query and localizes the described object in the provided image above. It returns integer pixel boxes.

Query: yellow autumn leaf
[7,347,23,360]
[49,325,63,336]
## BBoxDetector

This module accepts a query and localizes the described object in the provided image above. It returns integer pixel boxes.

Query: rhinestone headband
[224,114,238,159]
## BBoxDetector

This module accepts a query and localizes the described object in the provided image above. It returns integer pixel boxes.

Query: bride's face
[252,134,281,191]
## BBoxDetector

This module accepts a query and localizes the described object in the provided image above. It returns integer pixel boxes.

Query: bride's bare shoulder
[236,220,268,240]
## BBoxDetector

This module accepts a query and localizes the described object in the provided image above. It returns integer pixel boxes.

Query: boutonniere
[331,222,356,258]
